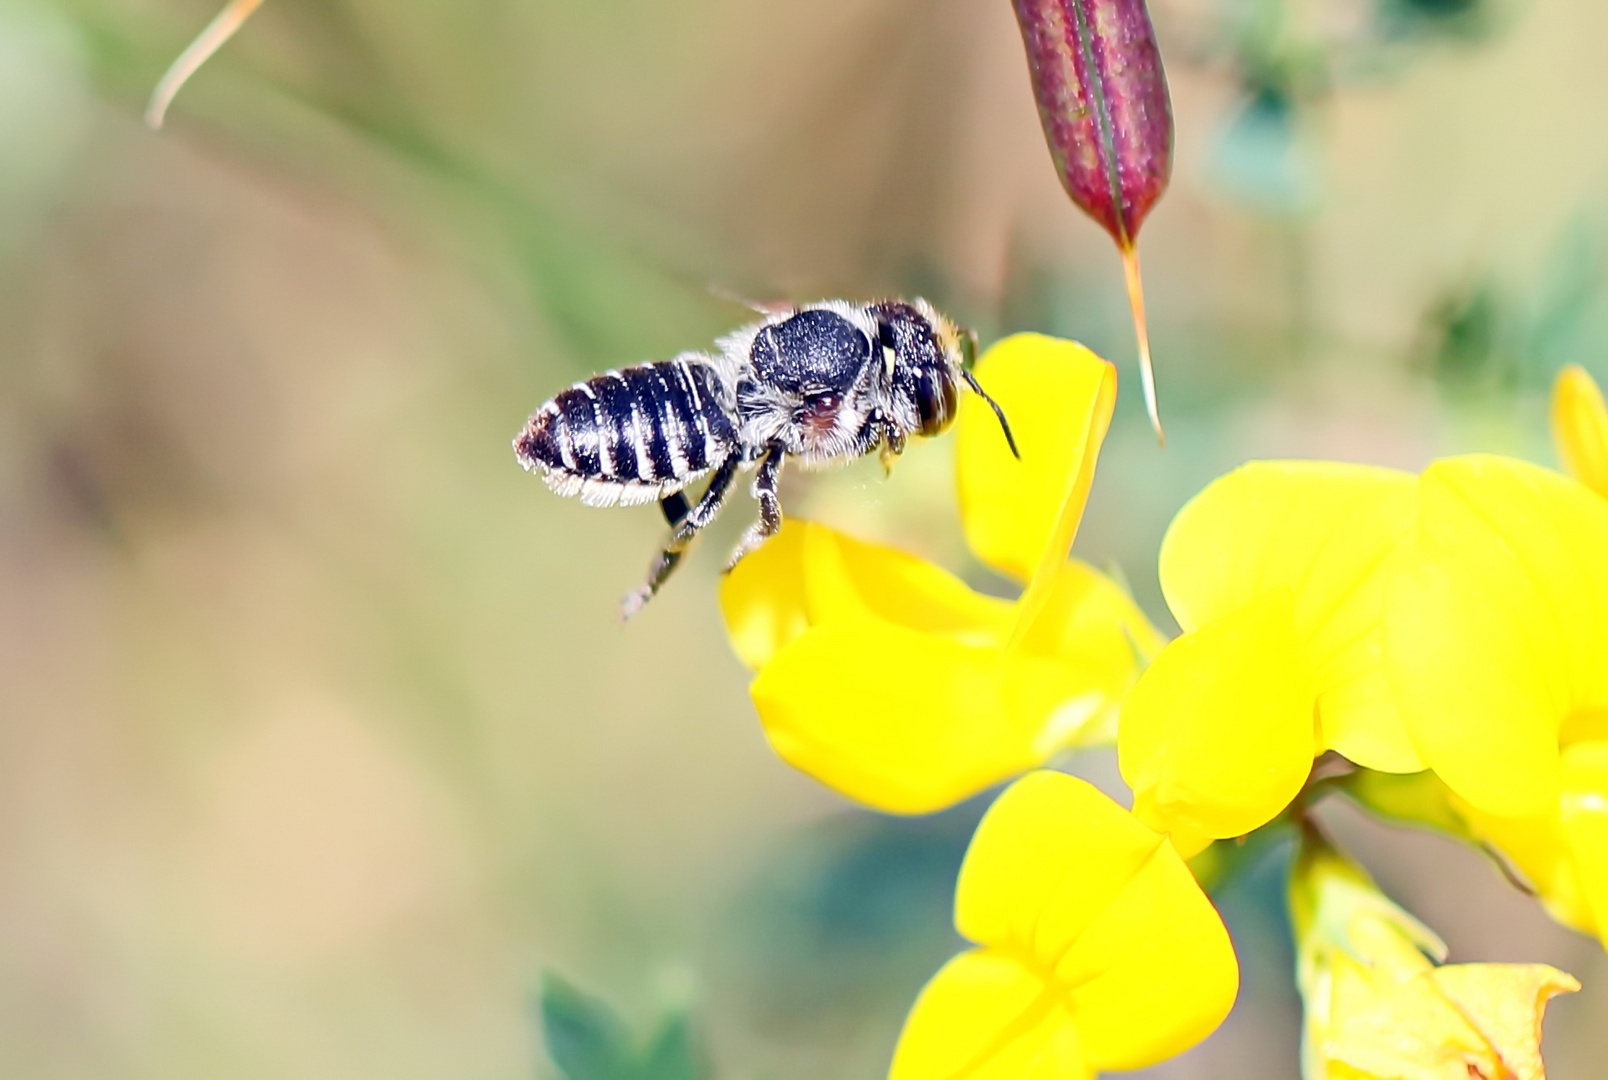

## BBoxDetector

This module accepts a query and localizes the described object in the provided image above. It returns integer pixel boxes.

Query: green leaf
[638,1016,700,1080]
[540,973,636,1080]
[537,972,704,1080]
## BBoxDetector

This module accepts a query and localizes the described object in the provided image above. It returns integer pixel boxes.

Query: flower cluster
[722,334,1160,815]
[1126,360,1608,939]
[723,334,1600,1078]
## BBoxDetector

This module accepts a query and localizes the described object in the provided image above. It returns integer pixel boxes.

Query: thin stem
[146,0,269,130]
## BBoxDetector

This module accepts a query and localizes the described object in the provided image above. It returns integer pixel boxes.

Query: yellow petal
[1016,558,1165,664]
[1384,456,1608,818]
[1552,364,1608,498]
[1119,592,1316,841]
[954,772,1238,1070]
[957,772,1162,950]
[889,950,1089,1080]
[740,532,1156,812]
[1158,460,1422,772]
[1056,837,1241,1069]
[720,520,1010,670]
[1009,559,1164,748]
[798,523,1011,638]
[749,621,1038,814]
[1559,738,1608,942]
[1456,797,1596,938]
[955,335,1116,636]
[721,519,812,670]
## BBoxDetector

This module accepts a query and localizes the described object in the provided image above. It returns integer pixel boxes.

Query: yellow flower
[721,335,1161,814]
[1120,382,1608,857]
[1382,455,1608,820]
[1338,370,1608,944]
[1117,461,1424,853]
[889,771,1238,1080]
[1373,459,1608,929]
[1396,369,1608,943]
[1292,831,1577,1080]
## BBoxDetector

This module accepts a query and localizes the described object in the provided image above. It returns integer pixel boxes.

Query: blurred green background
[3,0,1607,1076]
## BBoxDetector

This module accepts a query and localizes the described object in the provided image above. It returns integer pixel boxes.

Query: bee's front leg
[878,427,907,476]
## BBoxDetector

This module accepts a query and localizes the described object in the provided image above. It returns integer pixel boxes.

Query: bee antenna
[962,370,1020,460]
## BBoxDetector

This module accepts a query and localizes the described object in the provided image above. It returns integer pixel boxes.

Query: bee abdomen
[514,357,736,508]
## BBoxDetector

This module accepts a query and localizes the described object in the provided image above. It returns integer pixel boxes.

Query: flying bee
[513,298,1019,618]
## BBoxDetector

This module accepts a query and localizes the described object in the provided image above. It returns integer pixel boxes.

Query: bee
[513,299,1018,618]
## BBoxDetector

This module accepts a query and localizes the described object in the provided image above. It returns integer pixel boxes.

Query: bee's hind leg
[660,491,691,528]
[724,447,784,573]
[620,457,739,621]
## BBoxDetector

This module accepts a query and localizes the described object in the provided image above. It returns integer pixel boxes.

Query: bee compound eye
[916,371,956,435]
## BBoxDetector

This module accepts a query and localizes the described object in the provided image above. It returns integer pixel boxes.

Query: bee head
[871,300,1018,458]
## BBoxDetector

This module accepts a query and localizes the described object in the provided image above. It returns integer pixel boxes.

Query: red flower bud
[1011,0,1174,442]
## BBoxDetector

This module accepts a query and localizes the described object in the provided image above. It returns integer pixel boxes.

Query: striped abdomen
[514,357,738,507]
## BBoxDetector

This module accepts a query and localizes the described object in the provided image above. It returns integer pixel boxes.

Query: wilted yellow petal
[750,621,1039,814]
[1384,456,1608,818]
[919,772,1236,1076]
[1120,592,1316,841]
[1159,460,1421,773]
[1323,971,1495,1080]
[1430,964,1579,1080]
[1323,964,1576,1080]
[890,950,1089,1080]
[1295,832,1578,1080]
[1552,364,1608,499]
[955,335,1116,630]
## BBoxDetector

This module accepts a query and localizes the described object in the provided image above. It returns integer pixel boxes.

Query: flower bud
[1011,0,1173,245]
[1010,0,1174,441]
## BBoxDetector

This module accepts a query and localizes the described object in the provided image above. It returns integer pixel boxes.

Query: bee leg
[660,491,691,528]
[620,456,739,620]
[724,447,784,572]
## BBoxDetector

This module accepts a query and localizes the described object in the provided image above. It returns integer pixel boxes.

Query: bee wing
[708,285,797,318]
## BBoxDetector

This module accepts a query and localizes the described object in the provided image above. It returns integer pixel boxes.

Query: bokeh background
[4,0,1608,1075]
